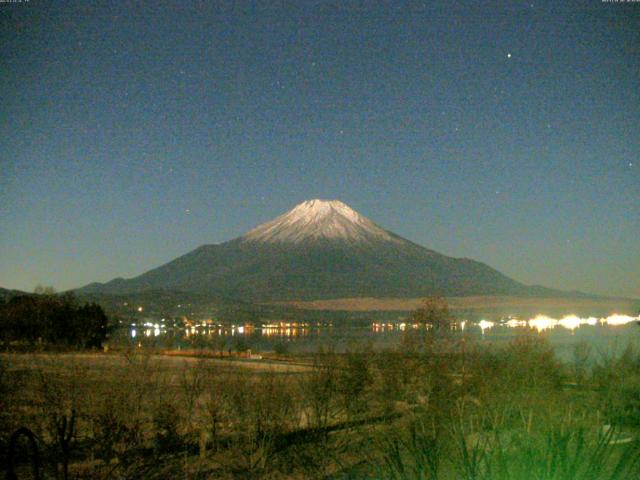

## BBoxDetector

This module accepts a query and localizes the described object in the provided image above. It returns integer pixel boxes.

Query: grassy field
[0,336,640,480]
[3,333,640,479]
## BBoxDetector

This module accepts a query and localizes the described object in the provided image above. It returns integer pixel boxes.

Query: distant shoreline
[272,295,640,313]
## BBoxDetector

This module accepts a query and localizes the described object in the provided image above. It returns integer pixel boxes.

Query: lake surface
[110,313,640,362]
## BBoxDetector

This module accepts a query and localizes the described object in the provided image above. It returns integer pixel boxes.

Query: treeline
[0,292,108,348]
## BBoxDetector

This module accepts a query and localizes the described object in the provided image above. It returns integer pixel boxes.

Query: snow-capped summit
[242,199,401,244]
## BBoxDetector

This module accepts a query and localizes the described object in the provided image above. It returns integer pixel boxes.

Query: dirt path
[1,351,313,373]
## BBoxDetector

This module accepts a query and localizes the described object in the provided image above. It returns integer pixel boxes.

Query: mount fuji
[80,199,561,301]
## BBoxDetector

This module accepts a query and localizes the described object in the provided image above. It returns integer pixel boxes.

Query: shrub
[152,400,182,455]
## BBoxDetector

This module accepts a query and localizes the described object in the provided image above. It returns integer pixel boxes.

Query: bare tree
[403,297,454,351]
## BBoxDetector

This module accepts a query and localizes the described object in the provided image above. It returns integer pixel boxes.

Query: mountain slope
[0,287,29,301]
[79,199,564,301]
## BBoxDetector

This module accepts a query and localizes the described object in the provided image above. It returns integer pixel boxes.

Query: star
[507,53,512,59]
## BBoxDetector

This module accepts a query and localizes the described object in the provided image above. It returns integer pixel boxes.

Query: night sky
[1,1,638,298]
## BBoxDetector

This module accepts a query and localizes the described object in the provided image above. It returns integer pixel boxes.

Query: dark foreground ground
[3,335,640,479]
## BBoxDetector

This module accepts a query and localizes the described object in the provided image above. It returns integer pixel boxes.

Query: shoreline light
[558,315,582,331]
[602,314,638,326]
[478,320,494,333]
[529,315,557,332]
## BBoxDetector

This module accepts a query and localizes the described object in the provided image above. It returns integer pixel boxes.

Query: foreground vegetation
[3,329,640,479]
[2,298,639,479]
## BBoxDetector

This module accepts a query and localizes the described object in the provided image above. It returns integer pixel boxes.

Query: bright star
[507,53,512,59]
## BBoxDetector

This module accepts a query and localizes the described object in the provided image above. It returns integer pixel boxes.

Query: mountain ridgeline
[80,199,562,301]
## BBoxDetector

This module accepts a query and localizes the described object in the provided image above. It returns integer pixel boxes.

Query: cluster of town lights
[373,314,639,335]
[129,321,322,339]
[479,314,639,334]
[129,314,638,340]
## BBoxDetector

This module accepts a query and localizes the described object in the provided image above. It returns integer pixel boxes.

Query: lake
[110,313,640,362]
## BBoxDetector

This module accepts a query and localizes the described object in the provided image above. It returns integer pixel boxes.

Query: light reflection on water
[125,313,639,341]
[500,313,636,332]
[112,312,640,363]
[372,314,638,335]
